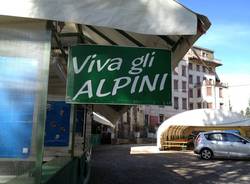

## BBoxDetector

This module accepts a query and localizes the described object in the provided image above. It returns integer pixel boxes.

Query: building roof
[193,45,214,53]
[189,56,222,67]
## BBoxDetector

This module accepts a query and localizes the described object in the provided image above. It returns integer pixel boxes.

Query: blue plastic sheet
[0,56,38,158]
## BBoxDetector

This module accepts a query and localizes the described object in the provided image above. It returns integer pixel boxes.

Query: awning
[0,0,210,68]
[93,112,115,128]
[1,0,197,35]
[0,0,211,123]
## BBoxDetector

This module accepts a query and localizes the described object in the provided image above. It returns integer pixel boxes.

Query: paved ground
[89,144,250,184]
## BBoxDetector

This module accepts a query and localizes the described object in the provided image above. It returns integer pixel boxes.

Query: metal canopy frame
[51,19,208,62]
[50,14,210,63]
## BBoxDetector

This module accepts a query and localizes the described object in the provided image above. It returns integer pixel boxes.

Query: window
[182,65,186,77]
[196,64,200,71]
[209,79,213,85]
[182,98,187,110]
[203,102,207,108]
[150,116,159,127]
[197,76,201,85]
[203,77,206,81]
[189,103,193,110]
[189,75,193,84]
[174,97,179,109]
[207,103,213,109]
[188,63,193,70]
[197,88,201,98]
[197,102,202,109]
[219,88,223,98]
[209,67,214,74]
[202,66,207,73]
[220,103,223,109]
[202,51,207,58]
[207,87,212,96]
[207,133,224,141]
[225,134,244,142]
[174,80,178,91]
[182,81,187,92]
[159,114,164,123]
[189,88,193,98]
[145,114,149,126]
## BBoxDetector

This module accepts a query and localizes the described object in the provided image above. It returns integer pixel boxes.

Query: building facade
[116,46,230,139]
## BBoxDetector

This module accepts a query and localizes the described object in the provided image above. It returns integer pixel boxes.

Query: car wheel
[200,148,213,160]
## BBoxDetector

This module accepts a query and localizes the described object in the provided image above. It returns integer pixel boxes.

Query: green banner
[66,45,172,105]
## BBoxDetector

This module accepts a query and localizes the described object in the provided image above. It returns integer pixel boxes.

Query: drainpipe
[214,79,216,109]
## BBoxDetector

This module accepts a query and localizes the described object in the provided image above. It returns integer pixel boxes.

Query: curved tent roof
[157,109,250,148]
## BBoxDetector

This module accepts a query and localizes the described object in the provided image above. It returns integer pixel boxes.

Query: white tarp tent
[157,109,250,149]
[93,112,115,128]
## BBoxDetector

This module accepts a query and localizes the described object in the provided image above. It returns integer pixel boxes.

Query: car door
[225,133,250,158]
[206,133,229,157]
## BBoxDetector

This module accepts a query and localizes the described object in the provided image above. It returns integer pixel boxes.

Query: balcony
[216,82,228,88]
[189,56,222,67]
[193,82,202,88]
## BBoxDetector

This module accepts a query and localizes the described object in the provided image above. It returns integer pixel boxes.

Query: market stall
[0,1,210,183]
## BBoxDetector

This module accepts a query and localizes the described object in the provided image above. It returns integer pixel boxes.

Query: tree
[246,107,250,118]
[244,99,250,118]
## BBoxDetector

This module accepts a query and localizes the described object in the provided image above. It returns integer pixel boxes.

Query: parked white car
[194,131,250,160]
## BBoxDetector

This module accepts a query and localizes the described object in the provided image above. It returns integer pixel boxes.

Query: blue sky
[179,0,250,112]
[179,0,250,75]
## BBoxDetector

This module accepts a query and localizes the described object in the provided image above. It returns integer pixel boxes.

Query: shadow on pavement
[89,144,250,184]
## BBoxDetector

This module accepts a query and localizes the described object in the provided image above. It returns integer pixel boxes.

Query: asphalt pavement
[89,144,250,184]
